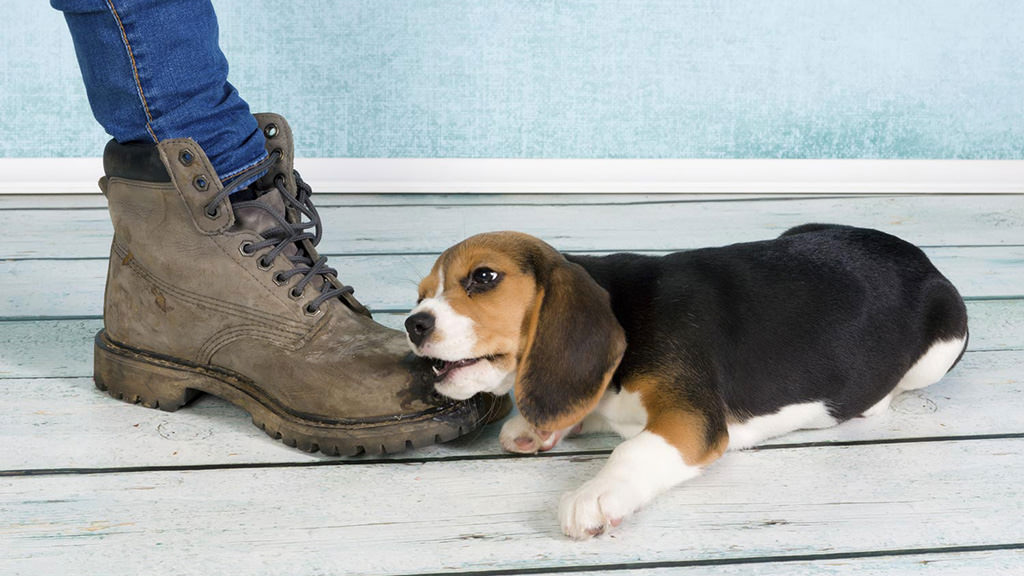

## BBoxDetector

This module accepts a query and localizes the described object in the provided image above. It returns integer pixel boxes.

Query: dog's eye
[472,267,499,284]
[465,267,502,294]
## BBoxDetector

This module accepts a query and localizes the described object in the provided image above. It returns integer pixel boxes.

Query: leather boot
[93,113,508,455]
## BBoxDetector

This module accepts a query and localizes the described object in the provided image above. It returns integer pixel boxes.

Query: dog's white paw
[499,414,572,454]
[559,477,639,539]
[499,414,543,454]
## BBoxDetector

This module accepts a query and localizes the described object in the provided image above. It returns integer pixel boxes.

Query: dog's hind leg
[896,335,969,392]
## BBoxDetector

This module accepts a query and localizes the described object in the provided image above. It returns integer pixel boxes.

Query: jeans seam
[105,0,158,143]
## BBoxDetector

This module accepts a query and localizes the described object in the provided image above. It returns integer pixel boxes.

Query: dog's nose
[405,312,436,347]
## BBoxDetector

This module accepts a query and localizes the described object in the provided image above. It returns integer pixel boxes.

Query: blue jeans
[52,0,267,187]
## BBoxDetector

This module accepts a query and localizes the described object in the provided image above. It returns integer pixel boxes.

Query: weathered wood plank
[1,195,1021,259]
[525,549,1024,575]
[2,193,1018,576]
[0,192,810,210]
[3,246,1023,319]
[2,299,1020,381]
[0,350,1018,471]
[0,194,108,210]
[2,439,1021,576]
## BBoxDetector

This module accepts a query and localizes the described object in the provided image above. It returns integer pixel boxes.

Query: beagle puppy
[405,225,969,539]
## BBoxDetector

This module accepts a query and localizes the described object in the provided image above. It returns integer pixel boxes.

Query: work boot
[93,113,508,455]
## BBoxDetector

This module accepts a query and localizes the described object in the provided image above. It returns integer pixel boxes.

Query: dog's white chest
[596,388,648,438]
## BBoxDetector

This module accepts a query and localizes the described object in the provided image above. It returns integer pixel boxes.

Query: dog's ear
[515,258,626,431]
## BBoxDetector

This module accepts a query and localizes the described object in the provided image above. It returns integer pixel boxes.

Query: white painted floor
[2,192,1022,575]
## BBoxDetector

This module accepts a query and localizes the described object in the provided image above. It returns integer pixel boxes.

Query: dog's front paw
[499,414,544,453]
[499,413,572,454]
[559,477,639,539]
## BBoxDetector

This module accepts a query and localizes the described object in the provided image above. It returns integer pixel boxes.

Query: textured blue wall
[3,0,1023,158]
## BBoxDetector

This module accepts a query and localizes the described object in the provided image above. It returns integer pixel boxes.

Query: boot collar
[103,140,171,182]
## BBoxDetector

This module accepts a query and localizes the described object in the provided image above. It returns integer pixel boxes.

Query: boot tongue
[231,188,302,261]
[231,187,338,295]
[232,187,289,236]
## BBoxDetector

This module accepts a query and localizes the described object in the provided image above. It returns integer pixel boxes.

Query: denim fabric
[52,0,267,186]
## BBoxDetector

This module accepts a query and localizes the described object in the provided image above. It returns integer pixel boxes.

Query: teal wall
[3,0,1023,159]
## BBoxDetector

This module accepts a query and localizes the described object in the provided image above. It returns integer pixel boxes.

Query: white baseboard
[2,158,1023,194]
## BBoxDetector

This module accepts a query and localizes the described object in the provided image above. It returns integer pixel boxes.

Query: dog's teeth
[432,365,441,375]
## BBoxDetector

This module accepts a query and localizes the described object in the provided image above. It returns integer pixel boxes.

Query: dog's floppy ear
[515,257,626,431]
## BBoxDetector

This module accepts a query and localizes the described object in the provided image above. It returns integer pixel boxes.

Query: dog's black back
[567,225,968,422]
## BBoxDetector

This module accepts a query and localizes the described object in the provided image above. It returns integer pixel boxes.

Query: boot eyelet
[194,175,210,191]
[304,303,322,316]
[179,149,194,166]
[205,206,219,219]
[272,272,287,286]
[264,124,279,138]
[289,287,304,299]
[257,256,274,270]
[239,241,255,256]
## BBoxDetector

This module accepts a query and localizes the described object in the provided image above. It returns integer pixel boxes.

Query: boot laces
[209,152,356,314]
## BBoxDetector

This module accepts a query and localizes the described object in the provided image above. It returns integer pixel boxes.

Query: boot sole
[93,329,485,456]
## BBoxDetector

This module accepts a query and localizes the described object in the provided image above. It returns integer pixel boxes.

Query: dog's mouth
[428,355,502,380]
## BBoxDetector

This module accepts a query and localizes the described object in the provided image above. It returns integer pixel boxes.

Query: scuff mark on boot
[151,286,171,313]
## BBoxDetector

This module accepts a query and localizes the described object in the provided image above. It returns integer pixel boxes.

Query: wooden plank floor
[1,193,1022,576]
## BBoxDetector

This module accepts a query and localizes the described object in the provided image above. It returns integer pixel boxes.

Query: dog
[404,225,968,539]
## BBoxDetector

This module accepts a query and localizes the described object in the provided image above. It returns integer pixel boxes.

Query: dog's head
[406,232,626,431]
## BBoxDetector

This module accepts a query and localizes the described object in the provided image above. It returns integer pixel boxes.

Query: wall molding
[2,158,1023,194]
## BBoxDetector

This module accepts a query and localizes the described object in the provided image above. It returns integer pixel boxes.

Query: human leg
[52,0,267,188]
